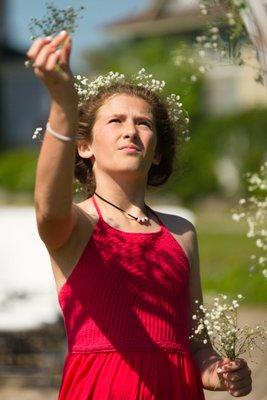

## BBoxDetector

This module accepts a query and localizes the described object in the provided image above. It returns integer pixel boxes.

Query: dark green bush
[0,148,38,193]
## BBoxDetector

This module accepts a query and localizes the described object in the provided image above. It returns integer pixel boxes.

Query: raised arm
[27,31,80,249]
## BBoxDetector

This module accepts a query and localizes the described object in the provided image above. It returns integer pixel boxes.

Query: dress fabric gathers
[57,196,205,400]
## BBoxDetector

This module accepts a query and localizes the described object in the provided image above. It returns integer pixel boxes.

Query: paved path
[0,307,266,399]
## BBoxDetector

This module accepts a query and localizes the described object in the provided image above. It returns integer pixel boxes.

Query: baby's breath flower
[28,2,85,40]
[190,293,266,360]
[232,213,242,221]
[210,27,219,34]
[203,42,211,49]
[24,60,32,68]
[32,127,43,142]
[191,0,263,85]
[232,162,267,277]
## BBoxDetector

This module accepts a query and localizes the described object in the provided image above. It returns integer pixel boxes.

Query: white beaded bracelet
[46,122,79,142]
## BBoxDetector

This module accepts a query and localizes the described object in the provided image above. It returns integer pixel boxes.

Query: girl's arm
[186,224,223,390]
[27,32,80,249]
[187,224,252,396]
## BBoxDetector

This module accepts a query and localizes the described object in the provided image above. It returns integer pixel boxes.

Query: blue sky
[6,0,147,71]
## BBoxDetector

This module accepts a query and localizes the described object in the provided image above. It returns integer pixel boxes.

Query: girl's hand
[217,358,252,397]
[26,31,78,109]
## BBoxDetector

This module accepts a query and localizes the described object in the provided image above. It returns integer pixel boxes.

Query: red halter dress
[57,195,205,399]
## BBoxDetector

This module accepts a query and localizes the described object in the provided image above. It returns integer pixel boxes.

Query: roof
[105,0,222,37]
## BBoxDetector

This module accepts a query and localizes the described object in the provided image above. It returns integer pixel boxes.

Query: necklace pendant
[136,216,149,223]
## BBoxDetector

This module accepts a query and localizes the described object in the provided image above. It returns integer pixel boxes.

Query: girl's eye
[109,119,121,123]
[140,121,152,128]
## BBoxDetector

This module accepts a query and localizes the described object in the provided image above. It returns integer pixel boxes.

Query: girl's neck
[94,174,147,212]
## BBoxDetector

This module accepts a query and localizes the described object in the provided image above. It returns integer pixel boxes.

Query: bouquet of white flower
[190,293,266,361]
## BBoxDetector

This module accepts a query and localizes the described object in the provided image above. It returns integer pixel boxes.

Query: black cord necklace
[94,192,149,223]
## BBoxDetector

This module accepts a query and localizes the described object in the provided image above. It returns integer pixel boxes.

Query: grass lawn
[194,208,267,304]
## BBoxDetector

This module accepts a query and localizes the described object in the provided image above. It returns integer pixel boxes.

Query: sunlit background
[0,0,267,399]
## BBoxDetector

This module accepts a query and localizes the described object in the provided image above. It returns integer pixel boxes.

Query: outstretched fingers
[45,50,62,72]
[27,31,69,72]
[26,36,53,59]
[58,36,72,70]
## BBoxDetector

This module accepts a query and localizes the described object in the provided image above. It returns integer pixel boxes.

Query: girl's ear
[77,140,94,159]
[152,152,161,166]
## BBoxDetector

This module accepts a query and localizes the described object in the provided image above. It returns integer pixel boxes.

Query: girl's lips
[120,147,140,153]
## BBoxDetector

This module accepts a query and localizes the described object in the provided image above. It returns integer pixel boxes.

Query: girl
[27,31,252,399]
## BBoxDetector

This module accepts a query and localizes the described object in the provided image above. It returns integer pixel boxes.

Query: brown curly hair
[74,82,180,197]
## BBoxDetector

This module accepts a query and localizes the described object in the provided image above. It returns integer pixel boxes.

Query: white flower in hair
[75,72,126,102]
[135,68,166,92]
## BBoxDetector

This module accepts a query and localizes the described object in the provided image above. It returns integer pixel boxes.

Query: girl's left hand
[217,358,252,397]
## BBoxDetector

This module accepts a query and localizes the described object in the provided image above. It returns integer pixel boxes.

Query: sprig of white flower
[190,293,267,360]
[175,1,264,85]
[231,161,267,278]
[25,3,84,70]
[32,127,43,141]
[172,46,210,85]
[28,2,85,41]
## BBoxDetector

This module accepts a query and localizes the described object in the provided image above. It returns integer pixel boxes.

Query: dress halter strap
[92,195,103,220]
[145,204,165,227]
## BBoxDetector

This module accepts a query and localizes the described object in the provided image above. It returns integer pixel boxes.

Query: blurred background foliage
[0,36,266,302]
[1,38,266,206]
[0,148,37,193]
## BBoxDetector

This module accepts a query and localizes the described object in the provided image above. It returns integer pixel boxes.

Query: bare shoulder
[153,208,197,268]
[75,198,98,218]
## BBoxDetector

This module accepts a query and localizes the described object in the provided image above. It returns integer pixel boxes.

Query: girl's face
[80,94,161,179]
